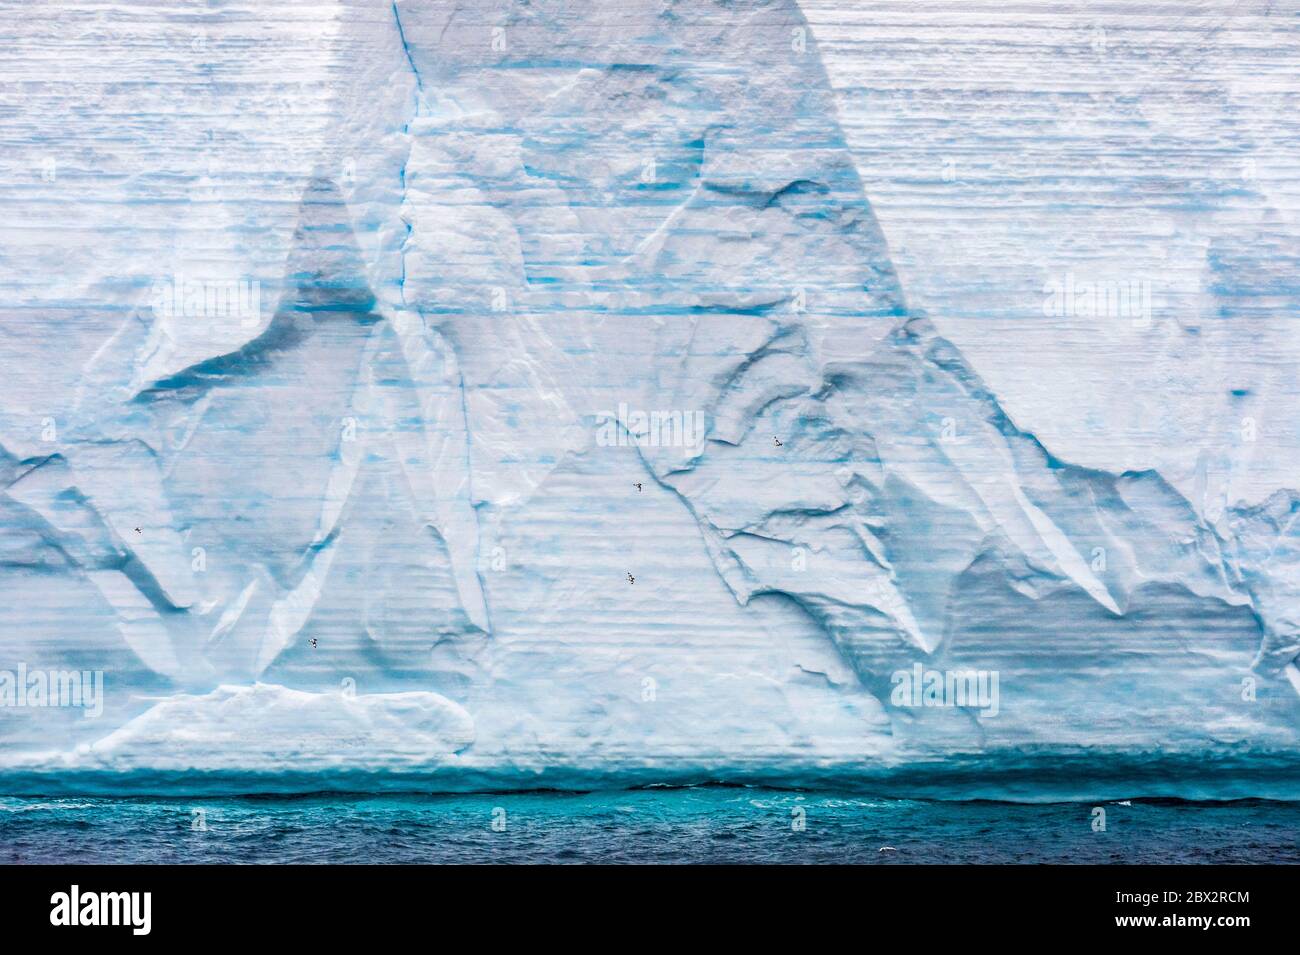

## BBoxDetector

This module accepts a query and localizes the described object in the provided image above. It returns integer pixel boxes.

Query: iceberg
[0,0,1296,799]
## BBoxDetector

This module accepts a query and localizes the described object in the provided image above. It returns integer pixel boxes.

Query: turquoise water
[2,789,1297,863]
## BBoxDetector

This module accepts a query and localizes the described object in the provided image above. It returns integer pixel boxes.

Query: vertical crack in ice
[391,0,422,306]
[385,0,490,635]
[391,2,424,97]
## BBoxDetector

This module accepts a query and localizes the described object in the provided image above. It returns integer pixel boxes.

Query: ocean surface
[2,789,1297,864]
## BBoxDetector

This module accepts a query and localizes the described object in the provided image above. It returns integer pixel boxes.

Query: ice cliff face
[0,0,1297,798]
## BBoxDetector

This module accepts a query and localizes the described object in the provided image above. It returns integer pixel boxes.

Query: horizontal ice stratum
[1,0,1297,798]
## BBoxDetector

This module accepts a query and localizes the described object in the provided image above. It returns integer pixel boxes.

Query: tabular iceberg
[0,0,1296,799]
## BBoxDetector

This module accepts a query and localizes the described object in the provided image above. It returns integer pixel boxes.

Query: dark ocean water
[1,789,1297,863]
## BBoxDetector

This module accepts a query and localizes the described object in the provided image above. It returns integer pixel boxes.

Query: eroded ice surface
[0,0,1297,797]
